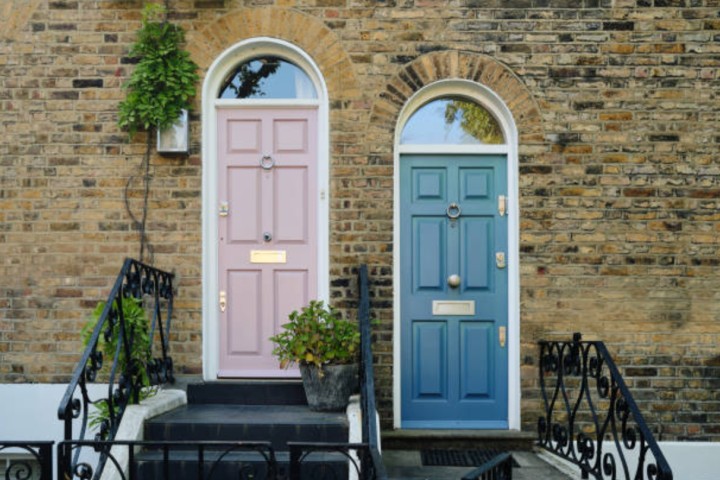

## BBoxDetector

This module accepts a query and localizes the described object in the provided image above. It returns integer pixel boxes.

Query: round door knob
[263,232,272,242]
[447,274,461,288]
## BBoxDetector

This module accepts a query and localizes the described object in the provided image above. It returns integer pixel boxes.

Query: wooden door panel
[227,119,262,153]
[401,154,508,428]
[225,270,261,354]
[217,107,317,377]
[412,321,447,399]
[273,167,308,243]
[227,167,261,243]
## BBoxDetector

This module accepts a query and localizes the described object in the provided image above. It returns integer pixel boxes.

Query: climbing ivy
[118,3,199,135]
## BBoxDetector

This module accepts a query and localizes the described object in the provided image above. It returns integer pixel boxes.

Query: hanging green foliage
[118,3,199,135]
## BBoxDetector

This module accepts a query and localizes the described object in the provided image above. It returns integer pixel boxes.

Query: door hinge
[498,195,507,217]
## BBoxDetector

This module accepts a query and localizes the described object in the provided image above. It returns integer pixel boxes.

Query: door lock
[219,201,229,217]
[499,326,506,348]
[496,252,506,269]
[219,291,227,313]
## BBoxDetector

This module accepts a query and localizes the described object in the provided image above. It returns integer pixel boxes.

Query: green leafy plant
[118,3,199,134]
[82,297,155,429]
[116,3,199,263]
[269,300,360,374]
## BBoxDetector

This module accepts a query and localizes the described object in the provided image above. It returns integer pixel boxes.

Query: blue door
[400,154,508,429]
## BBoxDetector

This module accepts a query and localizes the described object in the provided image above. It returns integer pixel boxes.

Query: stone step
[186,381,306,406]
[381,429,536,451]
[134,449,349,480]
[145,404,349,451]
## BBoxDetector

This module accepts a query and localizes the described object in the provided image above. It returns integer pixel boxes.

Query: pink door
[217,107,318,377]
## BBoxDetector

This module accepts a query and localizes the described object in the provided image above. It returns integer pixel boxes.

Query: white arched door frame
[201,38,330,380]
[393,80,521,429]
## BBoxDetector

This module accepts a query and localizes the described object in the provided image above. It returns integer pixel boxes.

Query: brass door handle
[499,326,506,348]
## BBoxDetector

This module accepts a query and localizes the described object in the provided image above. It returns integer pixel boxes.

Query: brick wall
[1,0,719,439]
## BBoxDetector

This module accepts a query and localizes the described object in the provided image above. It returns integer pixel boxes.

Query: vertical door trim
[393,80,521,429]
[201,38,329,380]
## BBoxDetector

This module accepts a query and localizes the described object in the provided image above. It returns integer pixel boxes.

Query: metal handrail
[538,333,673,480]
[461,452,513,480]
[358,264,388,479]
[57,258,174,479]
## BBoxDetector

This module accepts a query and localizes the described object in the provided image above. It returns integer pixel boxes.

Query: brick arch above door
[186,7,361,104]
[368,51,544,151]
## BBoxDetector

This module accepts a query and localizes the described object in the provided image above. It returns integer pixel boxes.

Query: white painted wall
[0,383,105,441]
[539,441,720,480]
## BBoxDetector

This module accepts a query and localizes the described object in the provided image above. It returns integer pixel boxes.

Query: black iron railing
[288,442,374,480]
[538,333,673,480]
[0,441,53,480]
[57,258,174,479]
[461,452,513,480]
[357,264,388,479]
[57,440,276,480]
[276,265,387,480]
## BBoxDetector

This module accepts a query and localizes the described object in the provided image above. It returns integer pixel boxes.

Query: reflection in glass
[401,97,504,145]
[218,57,317,99]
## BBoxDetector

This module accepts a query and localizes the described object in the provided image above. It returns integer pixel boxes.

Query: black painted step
[381,429,535,451]
[144,404,349,451]
[187,381,307,406]
[134,449,349,480]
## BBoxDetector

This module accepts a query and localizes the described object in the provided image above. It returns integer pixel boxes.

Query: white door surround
[201,38,330,380]
[392,80,521,429]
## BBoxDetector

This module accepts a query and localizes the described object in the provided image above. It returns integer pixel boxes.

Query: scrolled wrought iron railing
[357,264,388,480]
[0,441,53,480]
[538,333,673,480]
[57,258,174,479]
[57,440,277,480]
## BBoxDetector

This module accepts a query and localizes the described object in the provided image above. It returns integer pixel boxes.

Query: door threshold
[381,429,535,451]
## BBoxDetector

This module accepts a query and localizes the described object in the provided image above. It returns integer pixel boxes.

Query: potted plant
[269,300,360,412]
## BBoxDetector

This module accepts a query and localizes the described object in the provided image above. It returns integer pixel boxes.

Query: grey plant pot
[300,363,359,412]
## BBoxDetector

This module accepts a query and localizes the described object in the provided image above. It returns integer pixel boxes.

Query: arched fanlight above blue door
[400,97,504,145]
[218,56,318,100]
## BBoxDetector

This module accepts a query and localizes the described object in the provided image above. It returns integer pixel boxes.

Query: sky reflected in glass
[401,98,504,145]
[219,57,317,100]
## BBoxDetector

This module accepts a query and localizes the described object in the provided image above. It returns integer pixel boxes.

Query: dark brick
[625,367,658,377]
[50,91,79,100]
[574,101,604,110]
[48,23,76,31]
[520,166,552,174]
[72,79,103,88]
[649,134,680,142]
[49,1,78,8]
[603,22,634,31]
[194,0,225,7]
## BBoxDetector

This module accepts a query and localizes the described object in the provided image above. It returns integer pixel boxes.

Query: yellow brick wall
[1,0,720,439]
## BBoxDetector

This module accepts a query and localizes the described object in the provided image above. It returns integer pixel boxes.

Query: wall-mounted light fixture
[157,109,188,154]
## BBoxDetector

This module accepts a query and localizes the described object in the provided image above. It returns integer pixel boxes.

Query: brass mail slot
[250,250,287,264]
[432,300,475,316]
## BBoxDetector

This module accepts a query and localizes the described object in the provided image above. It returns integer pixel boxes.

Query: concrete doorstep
[382,449,574,480]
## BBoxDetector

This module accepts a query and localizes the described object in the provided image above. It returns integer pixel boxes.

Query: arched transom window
[400,96,505,145]
[218,56,318,100]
